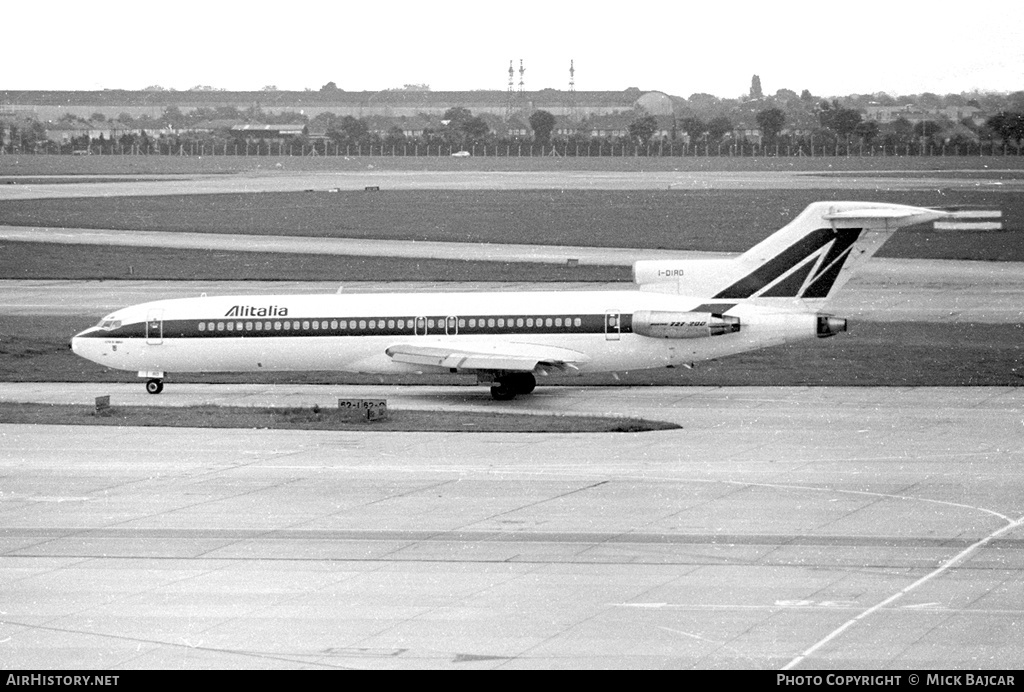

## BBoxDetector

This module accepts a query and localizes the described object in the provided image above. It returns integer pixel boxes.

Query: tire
[514,373,537,395]
[490,382,517,400]
[145,379,164,395]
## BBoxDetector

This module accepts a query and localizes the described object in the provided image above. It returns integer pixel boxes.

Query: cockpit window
[98,319,122,331]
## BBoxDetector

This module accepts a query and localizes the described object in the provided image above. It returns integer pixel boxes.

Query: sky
[7,1,1022,98]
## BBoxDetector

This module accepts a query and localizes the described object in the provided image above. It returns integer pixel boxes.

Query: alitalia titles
[225,305,289,317]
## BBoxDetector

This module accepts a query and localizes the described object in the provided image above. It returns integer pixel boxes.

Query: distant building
[42,121,156,144]
[230,123,306,141]
[581,114,676,140]
[363,115,435,138]
[864,104,982,125]
[0,89,684,124]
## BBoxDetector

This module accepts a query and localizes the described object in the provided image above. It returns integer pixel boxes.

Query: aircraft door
[445,316,458,336]
[414,316,428,336]
[146,309,163,345]
[605,310,621,341]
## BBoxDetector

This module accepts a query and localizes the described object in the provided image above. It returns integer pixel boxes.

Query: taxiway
[1,384,1022,669]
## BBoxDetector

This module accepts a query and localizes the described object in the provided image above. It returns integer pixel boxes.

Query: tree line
[3,102,1023,157]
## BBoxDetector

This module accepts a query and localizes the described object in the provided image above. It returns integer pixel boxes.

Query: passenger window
[217,322,224,331]
[358,320,366,330]
[312,321,319,329]
[388,320,395,329]
[245,322,252,331]
[274,321,282,330]
[302,321,309,330]
[574,317,582,327]
[198,323,205,332]
[331,320,339,329]
[497,318,505,328]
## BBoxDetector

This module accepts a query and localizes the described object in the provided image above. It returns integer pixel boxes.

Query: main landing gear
[145,378,164,395]
[489,373,536,401]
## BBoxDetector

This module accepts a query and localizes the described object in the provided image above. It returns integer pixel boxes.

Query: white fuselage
[71,288,822,378]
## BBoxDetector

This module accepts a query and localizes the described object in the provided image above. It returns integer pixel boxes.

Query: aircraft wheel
[145,379,164,395]
[515,373,537,395]
[490,382,517,401]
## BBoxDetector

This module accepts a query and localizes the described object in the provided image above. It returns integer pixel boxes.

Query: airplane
[71,201,946,400]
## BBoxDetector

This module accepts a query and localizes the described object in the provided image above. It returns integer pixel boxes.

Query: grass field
[3,153,1024,177]
[0,401,676,433]
[0,241,626,282]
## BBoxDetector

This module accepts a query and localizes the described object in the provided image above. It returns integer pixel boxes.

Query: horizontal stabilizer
[823,205,949,228]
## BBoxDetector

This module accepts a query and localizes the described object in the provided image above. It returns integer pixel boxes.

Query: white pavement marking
[782,512,1024,670]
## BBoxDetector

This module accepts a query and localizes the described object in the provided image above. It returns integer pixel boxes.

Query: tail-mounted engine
[633,311,741,339]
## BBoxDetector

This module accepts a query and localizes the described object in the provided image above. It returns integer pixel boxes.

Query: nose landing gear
[145,379,164,395]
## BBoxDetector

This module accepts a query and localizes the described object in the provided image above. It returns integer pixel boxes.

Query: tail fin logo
[714,227,862,300]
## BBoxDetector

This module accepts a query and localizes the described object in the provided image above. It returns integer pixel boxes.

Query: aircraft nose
[71,327,98,355]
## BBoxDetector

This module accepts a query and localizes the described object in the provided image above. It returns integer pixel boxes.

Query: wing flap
[385,343,588,373]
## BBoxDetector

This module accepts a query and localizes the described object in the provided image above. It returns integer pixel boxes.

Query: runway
[1,168,1022,202]
[1,384,1022,669]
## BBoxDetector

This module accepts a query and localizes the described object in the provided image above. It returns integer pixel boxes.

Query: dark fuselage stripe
[85,313,635,340]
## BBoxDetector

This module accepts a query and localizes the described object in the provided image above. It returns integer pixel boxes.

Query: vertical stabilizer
[711,202,946,308]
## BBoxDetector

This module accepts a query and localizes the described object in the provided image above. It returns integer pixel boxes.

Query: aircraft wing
[385,342,589,374]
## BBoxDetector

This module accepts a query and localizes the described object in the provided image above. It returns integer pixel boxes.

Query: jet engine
[632,311,741,339]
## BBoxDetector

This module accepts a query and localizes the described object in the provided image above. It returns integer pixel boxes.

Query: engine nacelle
[633,258,735,294]
[632,311,741,339]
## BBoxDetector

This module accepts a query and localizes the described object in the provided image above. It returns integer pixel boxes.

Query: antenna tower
[506,60,514,118]
[518,59,525,95]
[569,59,577,120]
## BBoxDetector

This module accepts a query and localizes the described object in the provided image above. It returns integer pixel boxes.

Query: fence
[3,140,1023,158]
